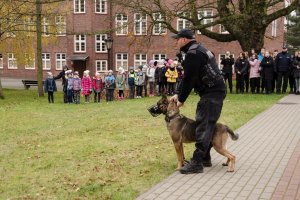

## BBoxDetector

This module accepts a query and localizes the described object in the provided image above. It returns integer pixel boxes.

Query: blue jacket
[44,78,57,92]
[275,52,292,72]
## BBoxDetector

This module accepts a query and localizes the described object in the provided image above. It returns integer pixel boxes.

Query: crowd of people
[43,47,300,104]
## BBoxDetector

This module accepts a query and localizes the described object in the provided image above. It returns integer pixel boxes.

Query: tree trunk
[238,30,266,53]
[0,77,4,99]
[36,0,44,97]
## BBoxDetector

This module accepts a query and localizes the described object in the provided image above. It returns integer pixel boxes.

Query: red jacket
[81,76,92,95]
[92,77,104,91]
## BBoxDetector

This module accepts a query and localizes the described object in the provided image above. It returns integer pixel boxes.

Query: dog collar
[165,113,182,122]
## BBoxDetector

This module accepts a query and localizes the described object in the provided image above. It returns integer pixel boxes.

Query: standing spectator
[165,61,178,95]
[73,71,81,104]
[258,48,265,62]
[258,48,266,93]
[66,71,74,104]
[44,72,57,103]
[293,51,300,95]
[147,60,156,97]
[249,54,260,94]
[155,60,166,96]
[116,67,126,100]
[244,51,250,93]
[221,51,235,93]
[81,70,92,103]
[260,51,275,94]
[54,65,68,103]
[127,67,136,99]
[135,65,145,98]
[235,52,249,94]
[275,46,293,94]
[142,65,148,97]
[105,70,116,102]
[289,51,298,94]
[176,61,184,89]
[272,50,279,93]
[92,72,104,103]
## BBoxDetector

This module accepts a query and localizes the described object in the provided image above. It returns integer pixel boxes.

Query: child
[63,70,72,103]
[127,66,136,99]
[66,71,74,104]
[154,60,167,96]
[105,70,116,102]
[165,61,178,95]
[249,53,261,94]
[116,67,126,100]
[146,60,156,97]
[81,70,92,103]
[135,65,145,98]
[73,71,81,104]
[92,72,104,103]
[44,72,57,103]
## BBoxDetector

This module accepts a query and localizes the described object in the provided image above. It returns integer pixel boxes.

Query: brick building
[0,0,285,79]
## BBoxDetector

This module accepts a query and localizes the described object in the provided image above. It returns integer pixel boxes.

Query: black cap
[171,29,195,39]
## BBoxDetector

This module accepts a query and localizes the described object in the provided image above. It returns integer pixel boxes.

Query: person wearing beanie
[116,67,126,100]
[105,70,116,102]
[81,70,92,103]
[135,66,145,98]
[146,60,157,97]
[127,66,136,99]
[73,71,82,104]
[154,60,167,96]
[92,72,104,103]
[165,60,178,95]
[66,71,74,104]
[44,72,57,103]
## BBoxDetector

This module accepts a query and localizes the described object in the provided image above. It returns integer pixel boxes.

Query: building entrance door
[72,60,86,78]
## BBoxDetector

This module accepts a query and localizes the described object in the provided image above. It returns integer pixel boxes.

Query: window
[116,53,128,71]
[0,54,3,69]
[177,12,192,31]
[134,13,147,35]
[220,24,229,34]
[95,34,107,53]
[134,54,147,67]
[56,53,66,70]
[153,54,166,61]
[25,16,35,36]
[74,35,86,52]
[272,20,277,37]
[42,17,49,36]
[8,53,17,69]
[153,13,167,35]
[25,54,35,69]
[42,53,51,70]
[55,15,66,36]
[115,14,128,35]
[74,0,85,13]
[95,0,107,14]
[198,9,213,34]
[96,60,108,72]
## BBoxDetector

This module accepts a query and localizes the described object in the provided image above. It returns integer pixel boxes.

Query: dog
[148,95,239,172]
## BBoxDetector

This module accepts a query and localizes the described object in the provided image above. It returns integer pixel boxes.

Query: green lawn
[0,89,284,200]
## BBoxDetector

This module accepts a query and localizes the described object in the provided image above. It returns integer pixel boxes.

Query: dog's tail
[226,125,239,141]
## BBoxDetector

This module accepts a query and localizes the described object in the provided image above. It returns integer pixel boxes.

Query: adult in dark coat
[293,51,300,94]
[275,47,293,93]
[155,61,167,95]
[260,51,275,94]
[54,65,69,103]
[221,52,234,93]
[235,52,249,94]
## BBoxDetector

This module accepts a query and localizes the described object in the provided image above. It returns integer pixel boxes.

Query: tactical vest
[187,43,224,88]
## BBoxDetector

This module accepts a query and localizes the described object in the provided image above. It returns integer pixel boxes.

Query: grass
[0,89,285,200]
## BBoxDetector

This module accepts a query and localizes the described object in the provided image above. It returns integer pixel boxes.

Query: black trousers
[244,73,250,93]
[136,85,143,97]
[265,79,273,94]
[236,74,244,93]
[94,91,101,102]
[157,82,165,95]
[48,91,54,103]
[67,89,73,103]
[73,90,81,104]
[223,73,233,93]
[276,71,289,93]
[106,89,114,101]
[129,85,135,99]
[289,74,295,93]
[192,93,225,163]
[167,82,176,95]
[250,77,260,94]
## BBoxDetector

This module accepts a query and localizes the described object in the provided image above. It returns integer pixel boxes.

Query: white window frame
[95,34,108,53]
[42,53,51,70]
[25,16,35,36]
[116,53,128,71]
[153,54,167,61]
[134,54,147,67]
[115,13,128,35]
[55,15,66,36]
[25,54,35,70]
[219,24,229,34]
[134,13,147,35]
[272,20,277,37]
[74,35,86,53]
[74,0,85,13]
[56,53,66,70]
[95,0,107,14]
[197,9,213,34]
[95,60,108,72]
[0,54,3,69]
[152,12,167,35]
[42,17,49,36]
[177,12,192,31]
[8,53,17,69]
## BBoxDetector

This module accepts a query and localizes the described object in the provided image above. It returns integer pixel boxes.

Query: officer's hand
[169,94,178,102]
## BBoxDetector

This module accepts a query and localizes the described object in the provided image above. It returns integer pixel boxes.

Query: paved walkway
[137,95,300,200]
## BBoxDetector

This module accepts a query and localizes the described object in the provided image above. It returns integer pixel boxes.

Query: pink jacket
[81,76,92,95]
[249,59,260,78]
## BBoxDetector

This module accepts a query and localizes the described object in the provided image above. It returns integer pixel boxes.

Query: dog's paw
[222,163,228,166]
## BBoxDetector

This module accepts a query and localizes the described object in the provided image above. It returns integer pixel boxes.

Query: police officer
[170,29,226,174]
